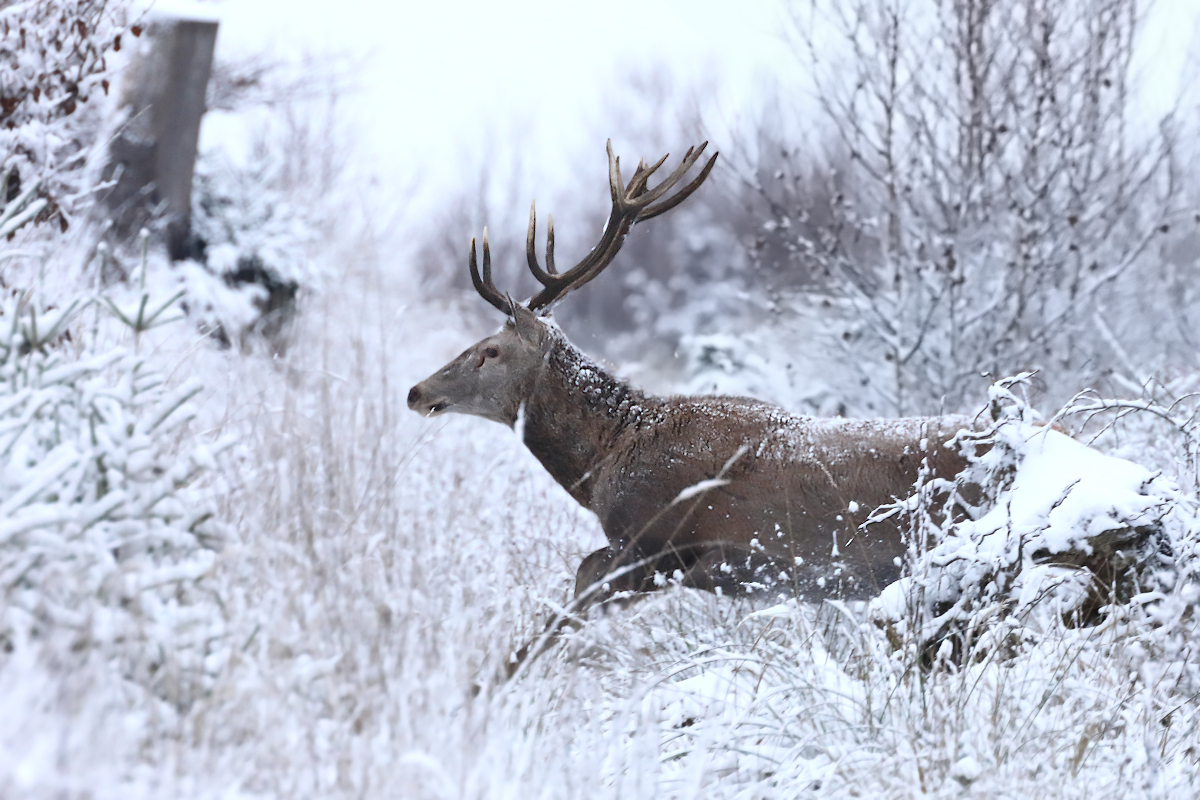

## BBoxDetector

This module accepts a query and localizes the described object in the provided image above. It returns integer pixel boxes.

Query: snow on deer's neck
[519,326,647,507]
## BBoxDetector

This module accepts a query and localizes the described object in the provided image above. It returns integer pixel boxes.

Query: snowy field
[9,241,1199,798]
[4,0,1200,797]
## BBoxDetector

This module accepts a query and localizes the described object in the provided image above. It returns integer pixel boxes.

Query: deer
[407,140,975,671]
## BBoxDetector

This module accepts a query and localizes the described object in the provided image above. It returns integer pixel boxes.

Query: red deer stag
[408,140,972,614]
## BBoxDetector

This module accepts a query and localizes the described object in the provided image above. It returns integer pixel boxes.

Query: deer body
[412,309,971,604]
[407,140,973,612]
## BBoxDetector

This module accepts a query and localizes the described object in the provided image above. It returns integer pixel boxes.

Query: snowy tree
[0,0,231,728]
[750,0,1187,415]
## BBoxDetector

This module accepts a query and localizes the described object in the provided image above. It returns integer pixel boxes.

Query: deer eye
[484,347,499,359]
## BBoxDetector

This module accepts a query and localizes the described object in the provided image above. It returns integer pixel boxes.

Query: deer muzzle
[406,384,449,417]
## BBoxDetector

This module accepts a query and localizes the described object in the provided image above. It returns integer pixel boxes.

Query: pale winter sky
[187,0,794,202]
[157,0,1198,208]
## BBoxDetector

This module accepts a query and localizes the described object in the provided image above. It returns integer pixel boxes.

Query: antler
[468,229,513,315]
[524,139,717,311]
[467,139,718,315]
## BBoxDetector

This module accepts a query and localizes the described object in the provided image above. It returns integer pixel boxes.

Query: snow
[4,1,1200,797]
[965,425,1163,556]
[672,477,731,503]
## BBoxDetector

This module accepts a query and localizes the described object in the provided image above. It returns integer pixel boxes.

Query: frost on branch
[0,1,133,237]
[0,292,231,708]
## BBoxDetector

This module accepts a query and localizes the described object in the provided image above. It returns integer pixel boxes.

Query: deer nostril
[407,386,421,407]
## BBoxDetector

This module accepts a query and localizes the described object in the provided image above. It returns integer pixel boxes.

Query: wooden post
[104,14,218,260]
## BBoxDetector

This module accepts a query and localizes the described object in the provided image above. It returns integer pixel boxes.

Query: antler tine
[626,159,647,198]
[631,143,707,214]
[636,150,719,222]
[481,228,495,290]
[526,201,537,271]
[627,152,670,199]
[526,201,562,286]
[526,200,548,282]
[608,140,625,210]
[469,230,513,315]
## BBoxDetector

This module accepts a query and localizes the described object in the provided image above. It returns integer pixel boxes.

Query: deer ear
[510,303,544,344]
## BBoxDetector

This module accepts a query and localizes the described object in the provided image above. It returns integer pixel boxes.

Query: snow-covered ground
[4,0,1200,797]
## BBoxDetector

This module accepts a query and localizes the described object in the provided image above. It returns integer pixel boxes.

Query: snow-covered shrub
[0,288,230,709]
[0,0,134,237]
[619,581,1200,796]
[191,150,318,292]
[178,65,344,352]
[1053,380,1200,495]
[668,292,884,417]
[870,375,1199,671]
[674,331,799,405]
[172,150,312,351]
[751,0,1188,416]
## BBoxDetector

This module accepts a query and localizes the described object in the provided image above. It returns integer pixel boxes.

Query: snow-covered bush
[0,0,134,238]
[180,151,311,350]
[749,0,1188,416]
[177,63,342,352]
[668,291,886,416]
[0,288,230,710]
[1054,379,1200,494]
[616,577,1200,795]
[871,376,1199,671]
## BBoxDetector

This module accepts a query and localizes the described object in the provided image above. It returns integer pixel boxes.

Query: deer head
[407,140,717,426]
[406,303,551,425]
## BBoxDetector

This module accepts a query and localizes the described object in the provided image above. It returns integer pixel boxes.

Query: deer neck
[520,335,647,508]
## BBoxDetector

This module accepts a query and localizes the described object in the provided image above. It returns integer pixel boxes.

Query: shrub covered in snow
[175,81,339,352]
[872,375,1199,671]
[0,288,230,712]
[0,0,134,238]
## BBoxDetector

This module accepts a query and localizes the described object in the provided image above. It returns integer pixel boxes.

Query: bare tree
[751,0,1186,414]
